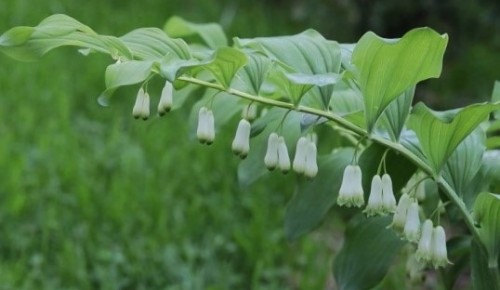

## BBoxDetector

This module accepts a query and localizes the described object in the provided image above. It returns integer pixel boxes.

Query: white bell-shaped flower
[391,193,412,231]
[381,174,397,213]
[277,136,291,173]
[404,201,421,243]
[196,107,215,144]
[231,119,251,158]
[430,225,450,268]
[132,88,150,120]
[304,141,318,178]
[158,80,173,116]
[292,137,308,174]
[364,175,384,216]
[337,165,364,207]
[264,133,279,170]
[416,219,434,262]
[406,253,425,284]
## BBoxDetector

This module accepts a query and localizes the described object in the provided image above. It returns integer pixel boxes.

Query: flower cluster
[292,136,318,178]
[264,133,291,173]
[336,164,450,268]
[197,106,215,145]
[232,119,251,158]
[132,81,174,120]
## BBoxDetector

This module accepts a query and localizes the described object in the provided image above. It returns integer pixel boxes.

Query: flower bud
[391,193,412,232]
[264,133,279,170]
[404,202,421,243]
[364,175,383,216]
[277,136,290,173]
[416,219,434,262]
[337,165,364,207]
[158,80,173,116]
[241,103,258,121]
[292,137,308,174]
[381,174,397,213]
[304,141,318,178]
[132,88,150,120]
[232,119,251,158]
[430,226,450,268]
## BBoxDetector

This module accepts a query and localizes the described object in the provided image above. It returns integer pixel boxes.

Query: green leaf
[377,86,415,141]
[473,192,500,267]
[352,28,448,131]
[284,148,354,241]
[201,47,248,89]
[471,239,500,290]
[237,52,272,95]
[120,28,191,60]
[492,81,500,119]
[238,108,301,187]
[164,16,227,49]
[333,216,405,290]
[235,30,341,106]
[0,14,132,61]
[97,60,154,106]
[442,129,485,197]
[407,102,500,174]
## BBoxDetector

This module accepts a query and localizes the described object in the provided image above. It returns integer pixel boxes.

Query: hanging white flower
[292,137,308,174]
[364,175,384,216]
[158,80,173,116]
[132,87,150,120]
[231,119,251,158]
[264,133,279,170]
[304,141,318,178]
[277,136,290,173]
[381,174,397,213]
[337,165,364,207]
[196,107,214,144]
[416,219,434,262]
[430,225,450,268]
[391,193,412,231]
[404,201,421,243]
[406,253,426,284]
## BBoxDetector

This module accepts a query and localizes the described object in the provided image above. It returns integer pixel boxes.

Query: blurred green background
[0,1,498,289]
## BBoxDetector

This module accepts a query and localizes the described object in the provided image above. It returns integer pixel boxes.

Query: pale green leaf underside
[492,81,500,119]
[352,27,448,131]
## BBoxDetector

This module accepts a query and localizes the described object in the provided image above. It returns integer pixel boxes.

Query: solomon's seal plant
[1,14,499,289]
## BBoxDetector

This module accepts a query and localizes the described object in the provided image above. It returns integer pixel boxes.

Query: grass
[0,1,333,289]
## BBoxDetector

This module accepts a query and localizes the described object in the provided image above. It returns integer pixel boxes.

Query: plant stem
[177,75,485,252]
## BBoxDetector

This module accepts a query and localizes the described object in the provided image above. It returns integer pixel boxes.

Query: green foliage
[1,11,500,290]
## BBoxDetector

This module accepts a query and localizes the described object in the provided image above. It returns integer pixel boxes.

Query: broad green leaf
[483,150,500,185]
[237,52,272,95]
[333,216,405,290]
[442,129,485,197]
[473,192,500,267]
[377,86,415,141]
[235,30,341,107]
[120,28,191,61]
[201,47,247,89]
[492,81,500,119]
[164,16,227,49]
[471,239,500,290]
[284,148,354,241]
[329,83,364,115]
[0,14,132,61]
[98,60,154,106]
[352,28,448,131]
[407,102,500,173]
[487,136,500,149]
[238,108,301,187]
